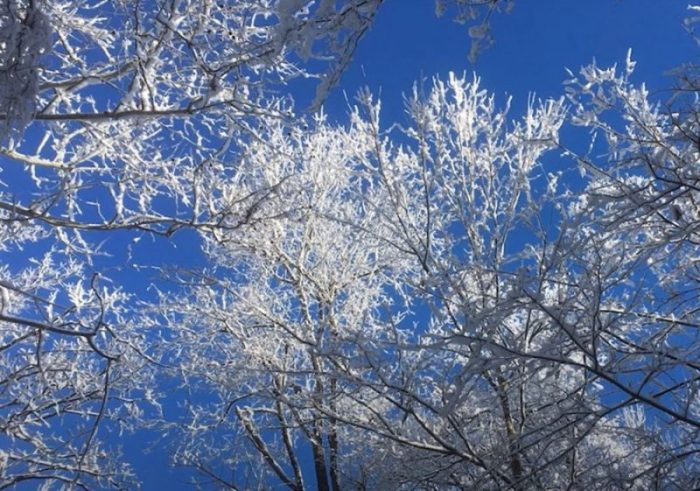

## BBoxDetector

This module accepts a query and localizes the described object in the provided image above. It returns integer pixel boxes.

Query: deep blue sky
[122,1,697,488]
[322,0,694,121]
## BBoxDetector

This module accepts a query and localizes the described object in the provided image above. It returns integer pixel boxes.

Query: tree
[0,0,388,486]
[5,1,699,489]
[0,0,520,486]
[151,110,404,488]
[553,50,700,486]
[160,56,700,487]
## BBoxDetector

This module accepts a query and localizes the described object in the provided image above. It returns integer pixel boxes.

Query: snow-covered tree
[0,0,387,486]
[5,1,700,489]
[159,56,700,487]
[150,110,404,488]
[0,1,520,485]
[553,51,700,486]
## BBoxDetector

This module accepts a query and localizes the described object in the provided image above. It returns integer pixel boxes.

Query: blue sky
[332,1,694,114]
[116,1,698,487]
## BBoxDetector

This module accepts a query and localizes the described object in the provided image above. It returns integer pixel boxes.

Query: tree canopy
[1,1,699,489]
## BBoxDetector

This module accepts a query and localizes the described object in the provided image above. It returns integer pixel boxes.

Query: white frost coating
[685,4,700,44]
[0,1,50,137]
[274,0,306,52]
[0,1,697,488]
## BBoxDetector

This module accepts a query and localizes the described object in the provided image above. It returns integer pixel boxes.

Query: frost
[0,1,51,138]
